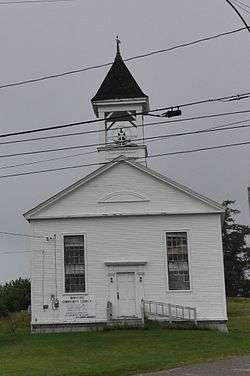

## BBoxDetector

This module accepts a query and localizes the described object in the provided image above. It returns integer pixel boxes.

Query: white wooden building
[24,42,227,333]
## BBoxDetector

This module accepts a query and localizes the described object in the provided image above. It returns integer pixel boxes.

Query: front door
[116,272,136,317]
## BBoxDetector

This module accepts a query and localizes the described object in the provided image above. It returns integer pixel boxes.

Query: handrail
[142,299,197,324]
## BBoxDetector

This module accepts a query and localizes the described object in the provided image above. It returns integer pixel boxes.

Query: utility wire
[149,140,250,158]
[231,0,250,14]
[0,0,75,4]
[0,109,250,159]
[0,91,249,140]
[1,118,250,170]
[145,93,250,113]
[142,120,250,145]
[124,27,248,62]
[233,0,250,9]
[0,107,250,147]
[0,139,249,179]
[0,27,247,90]
[0,231,44,238]
[0,250,32,255]
[0,250,42,254]
[0,150,97,170]
[225,0,250,32]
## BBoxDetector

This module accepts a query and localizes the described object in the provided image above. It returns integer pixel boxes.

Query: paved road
[137,356,250,376]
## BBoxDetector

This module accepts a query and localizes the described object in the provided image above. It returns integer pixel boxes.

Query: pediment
[99,191,150,203]
[24,157,223,220]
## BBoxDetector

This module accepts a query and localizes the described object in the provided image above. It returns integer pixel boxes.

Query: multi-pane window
[64,235,85,293]
[166,232,190,290]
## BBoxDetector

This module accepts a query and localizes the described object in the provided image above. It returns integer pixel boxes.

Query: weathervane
[116,35,121,55]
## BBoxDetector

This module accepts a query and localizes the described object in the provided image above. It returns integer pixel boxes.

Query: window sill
[166,290,193,293]
[62,292,88,296]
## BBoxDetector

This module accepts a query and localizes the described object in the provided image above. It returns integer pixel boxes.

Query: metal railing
[142,299,197,324]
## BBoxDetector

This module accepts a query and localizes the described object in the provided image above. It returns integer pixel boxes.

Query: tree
[0,278,30,317]
[222,200,250,297]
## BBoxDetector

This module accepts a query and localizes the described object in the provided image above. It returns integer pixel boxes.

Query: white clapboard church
[24,41,227,333]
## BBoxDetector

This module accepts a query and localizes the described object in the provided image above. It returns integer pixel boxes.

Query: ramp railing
[141,299,197,324]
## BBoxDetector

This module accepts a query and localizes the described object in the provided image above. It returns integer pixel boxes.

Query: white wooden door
[116,272,136,317]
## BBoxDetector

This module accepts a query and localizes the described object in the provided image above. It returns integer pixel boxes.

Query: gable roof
[23,156,224,220]
[91,50,148,102]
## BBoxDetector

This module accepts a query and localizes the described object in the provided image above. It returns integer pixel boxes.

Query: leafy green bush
[0,278,30,317]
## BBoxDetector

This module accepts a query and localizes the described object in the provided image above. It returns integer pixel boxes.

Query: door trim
[106,264,145,319]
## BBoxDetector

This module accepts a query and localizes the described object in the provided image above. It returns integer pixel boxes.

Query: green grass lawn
[0,298,249,376]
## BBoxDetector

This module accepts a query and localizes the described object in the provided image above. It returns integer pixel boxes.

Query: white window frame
[62,233,88,295]
[164,230,192,293]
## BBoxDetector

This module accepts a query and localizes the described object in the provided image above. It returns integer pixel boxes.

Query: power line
[0,160,101,179]
[0,250,42,255]
[0,139,249,179]
[0,250,33,255]
[0,109,250,159]
[233,0,250,9]
[146,93,250,114]
[1,117,249,172]
[149,140,250,158]
[0,231,44,238]
[0,150,97,170]
[142,120,250,145]
[124,27,249,62]
[232,0,250,12]
[0,115,105,139]
[0,91,249,140]
[0,107,250,147]
[0,27,248,90]
[1,117,250,171]
[225,0,250,32]
[0,0,75,4]
[231,0,250,14]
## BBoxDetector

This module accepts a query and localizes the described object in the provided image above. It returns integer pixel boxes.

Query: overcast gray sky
[0,0,249,282]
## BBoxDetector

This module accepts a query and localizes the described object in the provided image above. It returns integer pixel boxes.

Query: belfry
[91,38,149,163]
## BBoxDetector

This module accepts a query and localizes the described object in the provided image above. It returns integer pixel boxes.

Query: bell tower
[91,38,149,164]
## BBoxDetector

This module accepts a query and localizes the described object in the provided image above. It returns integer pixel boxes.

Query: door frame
[105,261,147,319]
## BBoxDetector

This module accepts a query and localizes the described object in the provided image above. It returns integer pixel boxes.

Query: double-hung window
[64,235,85,293]
[166,232,190,290]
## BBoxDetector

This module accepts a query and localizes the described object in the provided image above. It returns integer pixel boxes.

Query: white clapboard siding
[30,213,227,324]
[28,162,220,219]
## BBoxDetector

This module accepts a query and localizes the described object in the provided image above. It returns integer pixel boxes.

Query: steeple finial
[116,35,121,56]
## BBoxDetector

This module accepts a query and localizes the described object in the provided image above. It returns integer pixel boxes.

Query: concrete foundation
[146,319,228,333]
[196,320,228,333]
[31,319,228,334]
[31,318,144,333]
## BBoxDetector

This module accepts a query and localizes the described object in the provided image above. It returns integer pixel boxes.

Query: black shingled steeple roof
[91,49,148,102]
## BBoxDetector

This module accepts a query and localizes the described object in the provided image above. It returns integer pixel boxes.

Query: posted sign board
[62,294,95,321]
